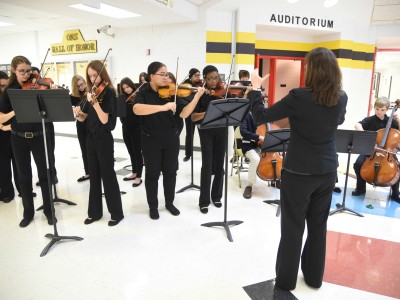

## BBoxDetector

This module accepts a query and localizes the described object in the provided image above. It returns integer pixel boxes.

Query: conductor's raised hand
[251,69,270,89]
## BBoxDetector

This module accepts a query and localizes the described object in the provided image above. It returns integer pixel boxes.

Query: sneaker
[243,186,252,199]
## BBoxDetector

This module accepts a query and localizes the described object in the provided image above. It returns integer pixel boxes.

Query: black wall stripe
[255,49,307,58]
[332,49,374,62]
[236,43,255,55]
[206,42,231,54]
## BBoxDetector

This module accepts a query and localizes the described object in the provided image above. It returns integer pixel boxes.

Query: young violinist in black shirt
[0,56,57,227]
[182,68,201,162]
[133,61,203,220]
[120,77,143,187]
[73,60,124,226]
[191,65,227,214]
[70,74,89,182]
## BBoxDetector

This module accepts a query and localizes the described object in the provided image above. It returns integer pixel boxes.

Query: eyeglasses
[154,73,169,78]
[206,76,219,82]
[16,69,32,75]
[77,83,86,88]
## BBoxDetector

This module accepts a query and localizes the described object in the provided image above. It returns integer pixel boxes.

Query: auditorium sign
[268,13,334,30]
[51,30,97,56]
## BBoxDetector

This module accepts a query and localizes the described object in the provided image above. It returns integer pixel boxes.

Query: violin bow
[174,57,179,105]
[32,48,50,90]
[224,54,235,99]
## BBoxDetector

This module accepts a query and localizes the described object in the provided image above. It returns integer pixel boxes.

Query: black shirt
[120,95,140,127]
[81,85,116,132]
[193,92,222,126]
[358,114,398,132]
[133,84,185,133]
[0,81,43,132]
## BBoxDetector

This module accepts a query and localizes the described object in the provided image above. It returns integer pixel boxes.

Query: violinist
[167,72,184,136]
[249,47,347,290]
[0,56,57,227]
[133,61,203,220]
[182,68,201,162]
[352,96,400,203]
[72,60,124,226]
[120,77,143,187]
[70,75,89,182]
[191,65,227,214]
[138,72,147,85]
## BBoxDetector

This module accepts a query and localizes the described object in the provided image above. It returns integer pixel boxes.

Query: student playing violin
[191,65,227,214]
[0,56,57,227]
[73,60,124,226]
[120,77,143,187]
[133,61,203,220]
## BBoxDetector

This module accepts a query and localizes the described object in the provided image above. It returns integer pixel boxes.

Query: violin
[91,81,108,100]
[22,74,55,90]
[176,83,214,98]
[126,82,146,102]
[208,81,226,99]
[158,84,176,99]
[360,100,400,187]
[227,82,249,97]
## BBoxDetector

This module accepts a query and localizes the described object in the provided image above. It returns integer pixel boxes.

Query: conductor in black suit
[249,47,347,290]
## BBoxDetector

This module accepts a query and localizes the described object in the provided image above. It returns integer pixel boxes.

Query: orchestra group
[0,47,399,291]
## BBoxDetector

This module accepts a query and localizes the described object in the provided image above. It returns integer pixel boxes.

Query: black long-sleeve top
[240,113,259,154]
[249,88,347,175]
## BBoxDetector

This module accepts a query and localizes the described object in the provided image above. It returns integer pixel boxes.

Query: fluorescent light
[0,21,14,26]
[70,3,141,19]
[324,0,338,8]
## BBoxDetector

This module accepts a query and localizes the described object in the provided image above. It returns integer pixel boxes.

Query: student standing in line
[249,47,347,290]
[73,60,124,226]
[133,61,203,220]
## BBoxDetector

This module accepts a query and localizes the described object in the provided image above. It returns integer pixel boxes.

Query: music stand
[199,98,249,242]
[261,129,290,217]
[9,89,83,257]
[329,129,377,217]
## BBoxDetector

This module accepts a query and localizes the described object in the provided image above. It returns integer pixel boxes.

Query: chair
[230,127,248,188]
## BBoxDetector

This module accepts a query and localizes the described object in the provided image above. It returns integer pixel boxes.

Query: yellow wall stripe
[337,58,374,70]
[236,32,256,43]
[206,53,232,64]
[206,31,232,43]
[236,54,255,65]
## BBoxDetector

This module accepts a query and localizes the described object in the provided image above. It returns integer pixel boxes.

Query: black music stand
[199,98,249,242]
[9,89,83,257]
[261,129,290,217]
[329,129,377,217]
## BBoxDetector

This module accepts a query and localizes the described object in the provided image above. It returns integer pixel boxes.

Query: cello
[256,123,283,182]
[360,99,400,187]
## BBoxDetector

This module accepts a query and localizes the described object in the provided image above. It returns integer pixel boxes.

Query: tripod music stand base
[40,234,84,257]
[36,198,77,211]
[176,184,200,193]
[329,205,364,217]
[263,199,281,217]
[201,220,243,242]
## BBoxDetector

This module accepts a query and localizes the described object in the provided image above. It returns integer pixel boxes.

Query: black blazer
[249,88,347,175]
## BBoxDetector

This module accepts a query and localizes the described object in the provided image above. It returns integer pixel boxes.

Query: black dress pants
[86,129,123,221]
[198,127,226,207]
[275,170,336,290]
[10,134,51,219]
[76,120,89,175]
[184,117,195,158]
[141,128,179,209]
[122,123,143,178]
[0,131,18,197]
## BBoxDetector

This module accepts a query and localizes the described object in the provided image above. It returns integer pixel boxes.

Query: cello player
[352,96,400,203]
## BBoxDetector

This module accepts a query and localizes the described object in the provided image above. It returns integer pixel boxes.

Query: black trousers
[76,120,89,175]
[46,122,57,179]
[353,154,399,194]
[122,123,143,178]
[141,128,179,209]
[184,117,195,158]
[0,131,19,197]
[10,133,51,219]
[198,127,226,207]
[86,129,123,220]
[275,170,336,290]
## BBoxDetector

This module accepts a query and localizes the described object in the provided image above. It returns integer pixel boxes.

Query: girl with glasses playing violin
[70,74,90,183]
[133,61,204,220]
[120,77,144,187]
[0,56,57,228]
[191,65,227,214]
[73,60,124,227]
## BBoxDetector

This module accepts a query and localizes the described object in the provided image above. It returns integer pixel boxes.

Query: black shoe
[19,218,32,228]
[200,207,208,214]
[212,200,222,208]
[123,176,136,181]
[390,194,400,204]
[166,204,180,216]
[1,196,14,203]
[150,209,159,220]
[108,217,123,226]
[230,157,237,163]
[243,186,252,199]
[183,156,191,162]
[84,217,101,225]
[245,157,250,163]
[36,181,40,186]
[46,215,57,225]
[77,175,90,182]
[352,188,366,196]
[333,186,342,193]
[132,179,142,187]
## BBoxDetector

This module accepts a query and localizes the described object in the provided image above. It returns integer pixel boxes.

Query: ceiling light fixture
[324,0,339,8]
[70,2,141,19]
